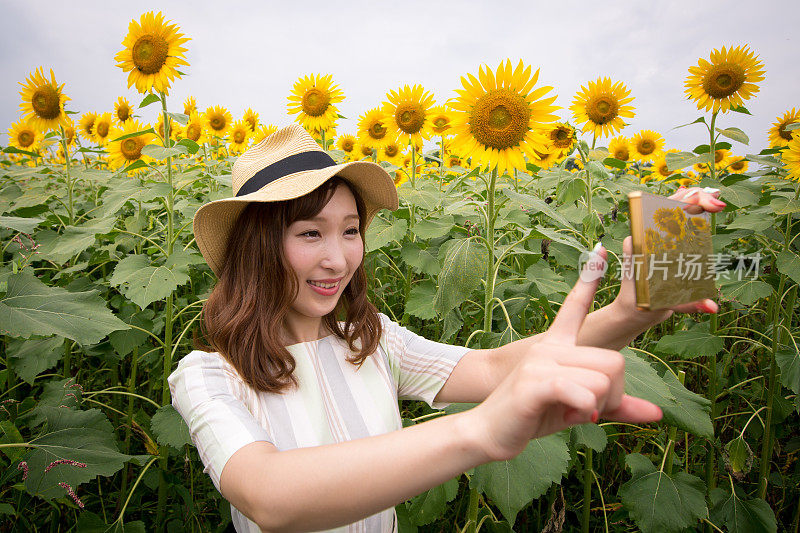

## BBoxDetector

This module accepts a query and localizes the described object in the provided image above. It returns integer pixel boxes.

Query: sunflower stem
[411,143,416,189]
[59,125,74,226]
[705,112,719,510]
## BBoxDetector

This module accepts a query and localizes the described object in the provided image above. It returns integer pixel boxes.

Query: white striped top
[168,312,471,533]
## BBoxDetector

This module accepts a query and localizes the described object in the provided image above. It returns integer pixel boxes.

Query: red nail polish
[591,410,599,423]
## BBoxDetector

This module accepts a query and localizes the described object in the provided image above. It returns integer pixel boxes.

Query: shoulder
[168,349,247,393]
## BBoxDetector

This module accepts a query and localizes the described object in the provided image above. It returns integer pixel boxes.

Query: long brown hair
[194,176,383,393]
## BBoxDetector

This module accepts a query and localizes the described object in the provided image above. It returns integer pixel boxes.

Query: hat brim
[193,160,399,277]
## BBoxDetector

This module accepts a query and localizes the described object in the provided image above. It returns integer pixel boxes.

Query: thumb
[548,243,607,341]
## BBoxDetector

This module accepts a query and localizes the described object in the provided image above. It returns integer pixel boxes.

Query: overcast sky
[2,0,798,156]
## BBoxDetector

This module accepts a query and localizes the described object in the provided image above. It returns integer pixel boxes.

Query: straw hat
[193,123,399,276]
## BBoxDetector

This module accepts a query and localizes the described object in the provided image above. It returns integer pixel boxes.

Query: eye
[345,227,360,235]
[300,230,320,238]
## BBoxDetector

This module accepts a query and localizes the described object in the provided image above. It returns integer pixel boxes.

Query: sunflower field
[2,10,800,533]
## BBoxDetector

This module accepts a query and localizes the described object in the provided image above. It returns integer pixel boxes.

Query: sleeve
[378,313,471,409]
[167,350,274,493]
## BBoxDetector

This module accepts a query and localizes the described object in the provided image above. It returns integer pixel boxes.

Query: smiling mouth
[307,280,341,289]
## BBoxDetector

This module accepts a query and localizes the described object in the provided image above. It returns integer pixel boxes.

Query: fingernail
[677,185,686,190]
[591,410,599,424]
[684,189,699,199]
[702,187,720,194]
[591,241,603,254]
[712,199,726,207]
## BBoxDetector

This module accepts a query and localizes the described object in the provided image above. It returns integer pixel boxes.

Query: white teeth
[309,281,338,289]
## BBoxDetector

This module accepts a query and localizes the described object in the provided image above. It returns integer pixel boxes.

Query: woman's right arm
[221,410,488,533]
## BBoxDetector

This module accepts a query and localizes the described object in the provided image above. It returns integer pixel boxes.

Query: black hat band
[236,151,338,197]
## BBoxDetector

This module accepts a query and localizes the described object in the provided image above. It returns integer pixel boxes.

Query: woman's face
[282,184,364,333]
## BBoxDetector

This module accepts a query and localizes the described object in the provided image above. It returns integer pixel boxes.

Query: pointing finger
[548,243,607,342]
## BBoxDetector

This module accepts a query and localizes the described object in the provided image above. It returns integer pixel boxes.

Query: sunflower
[181,111,207,144]
[115,96,133,124]
[91,112,113,145]
[687,216,710,234]
[79,112,97,142]
[381,84,435,147]
[205,105,232,138]
[653,149,679,179]
[631,130,665,162]
[429,105,454,135]
[18,67,70,132]
[242,108,259,132]
[228,120,251,154]
[7,119,42,151]
[653,207,687,241]
[380,139,404,166]
[287,73,344,133]
[544,122,576,156]
[607,136,631,163]
[108,119,155,172]
[684,45,765,114]
[713,148,730,170]
[570,77,635,139]
[693,162,710,175]
[337,134,357,159]
[528,146,559,170]
[63,117,76,146]
[155,114,178,141]
[357,108,392,150]
[768,108,800,148]
[781,133,800,182]
[645,228,676,254]
[252,124,277,145]
[449,59,559,176]
[352,141,375,161]
[393,169,409,188]
[727,156,749,173]
[114,11,190,94]
[183,96,197,115]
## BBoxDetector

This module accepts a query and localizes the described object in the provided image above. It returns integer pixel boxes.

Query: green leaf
[718,277,772,306]
[400,243,440,276]
[532,225,584,251]
[725,212,773,232]
[786,122,800,131]
[603,157,627,169]
[138,94,160,108]
[654,322,724,359]
[433,238,488,316]
[140,145,182,160]
[6,336,64,384]
[22,407,151,501]
[109,251,200,309]
[0,272,129,344]
[76,511,146,532]
[365,216,407,252]
[715,127,749,145]
[569,423,607,453]
[150,405,192,449]
[120,160,148,175]
[176,138,200,154]
[525,262,570,296]
[674,117,707,129]
[108,308,155,358]
[0,420,25,462]
[660,369,713,439]
[109,127,156,143]
[771,195,800,215]
[710,487,777,533]
[776,251,800,285]
[167,112,189,125]
[725,436,753,476]
[776,348,800,395]
[405,279,437,320]
[0,215,44,233]
[406,477,459,526]
[412,215,454,240]
[2,146,39,158]
[619,453,707,533]
[470,434,569,526]
[503,189,574,229]
[622,348,675,405]
[35,217,117,264]
[666,151,713,171]
[729,104,752,115]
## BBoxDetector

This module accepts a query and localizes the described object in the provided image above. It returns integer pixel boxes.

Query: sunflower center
[186,124,201,141]
[117,106,130,122]
[342,139,354,152]
[234,130,245,143]
[18,131,34,148]
[638,139,655,155]
[779,122,795,141]
[434,117,448,129]
[658,163,672,177]
[586,95,618,125]
[302,88,330,117]
[121,138,143,161]
[702,63,746,99]
[395,102,425,135]
[469,89,530,150]
[132,34,170,75]
[613,146,630,161]
[209,114,226,131]
[31,85,61,120]
[245,117,257,130]
[730,159,745,171]
[385,145,398,157]
[97,122,109,137]
[714,150,724,163]
[368,121,386,140]
[550,127,573,149]
[361,145,373,156]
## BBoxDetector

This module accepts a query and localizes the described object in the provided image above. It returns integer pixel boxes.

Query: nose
[319,234,348,272]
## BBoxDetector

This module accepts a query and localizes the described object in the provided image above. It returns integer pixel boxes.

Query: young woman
[168,124,725,533]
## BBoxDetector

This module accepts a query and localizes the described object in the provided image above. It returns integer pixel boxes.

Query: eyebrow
[306,214,360,222]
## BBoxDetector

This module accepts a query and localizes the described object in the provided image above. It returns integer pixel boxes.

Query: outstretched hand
[466,247,662,463]
[613,185,727,325]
